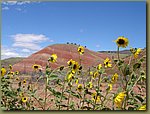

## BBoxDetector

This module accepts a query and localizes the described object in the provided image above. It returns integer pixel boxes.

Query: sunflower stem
[117,46,120,60]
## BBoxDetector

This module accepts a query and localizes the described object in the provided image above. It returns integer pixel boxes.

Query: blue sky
[2,1,146,59]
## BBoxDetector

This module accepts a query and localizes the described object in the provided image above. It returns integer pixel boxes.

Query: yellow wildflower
[9,64,13,70]
[67,72,74,82]
[139,104,146,110]
[104,57,112,68]
[108,83,112,91]
[93,71,99,79]
[134,48,142,58]
[48,54,57,63]
[1,67,6,77]
[32,64,40,70]
[78,46,84,55]
[91,92,100,103]
[77,84,83,92]
[22,79,27,85]
[15,71,19,75]
[67,59,75,66]
[22,97,28,103]
[111,73,118,84]
[114,92,126,108]
[72,62,79,73]
[75,79,79,84]
[97,64,102,70]
[90,71,93,76]
[87,81,93,89]
[115,36,129,48]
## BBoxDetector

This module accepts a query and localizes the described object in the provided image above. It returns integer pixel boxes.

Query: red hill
[12,44,111,73]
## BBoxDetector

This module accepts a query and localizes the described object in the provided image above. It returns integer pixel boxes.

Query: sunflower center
[106,62,108,65]
[73,64,77,69]
[79,48,82,52]
[24,98,26,100]
[34,66,38,69]
[118,39,125,44]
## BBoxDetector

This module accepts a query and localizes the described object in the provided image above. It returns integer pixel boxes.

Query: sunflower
[66,72,74,82]
[59,66,64,71]
[115,36,129,48]
[22,79,27,85]
[139,104,146,110]
[72,62,79,73]
[32,64,40,70]
[87,81,93,89]
[134,48,142,58]
[75,78,79,84]
[78,46,84,55]
[77,84,83,92]
[114,92,126,108]
[9,64,13,70]
[89,71,93,76]
[104,58,112,68]
[22,97,28,103]
[91,92,100,103]
[1,67,6,77]
[16,77,19,81]
[15,71,19,75]
[111,73,118,84]
[67,59,75,66]
[108,84,112,91]
[93,71,99,79]
[97,64,102,70]
[48,54,57,63]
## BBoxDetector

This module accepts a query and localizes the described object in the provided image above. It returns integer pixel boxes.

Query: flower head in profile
[48,54,57,63]
[97,64,102,70]
[93,71,99,79]
[115,36,129,48]
[104,58,112,68]
[1,67,6,77]
[66,72,74,82]
[114,92,126,108]
[130,47,142,58]
[139,104,146,110]
[134,48,142,58]
[108,83,112,91]
[78,46,84,55]
[22,97,28,103]
[32,64,40,70]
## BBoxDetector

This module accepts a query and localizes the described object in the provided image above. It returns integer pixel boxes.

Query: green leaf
[49,75,58,81]
[133,63,141,71]
[128,107,135,110]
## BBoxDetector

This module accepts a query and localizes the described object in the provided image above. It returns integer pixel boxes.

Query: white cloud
[21,49,31,53]
[11,34,49,51]
[2,6,9,10]
[1,46,21,59]
[2,1,31,5]
[13,42,41,50]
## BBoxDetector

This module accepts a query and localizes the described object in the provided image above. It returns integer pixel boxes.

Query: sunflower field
[1,36,146,110]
